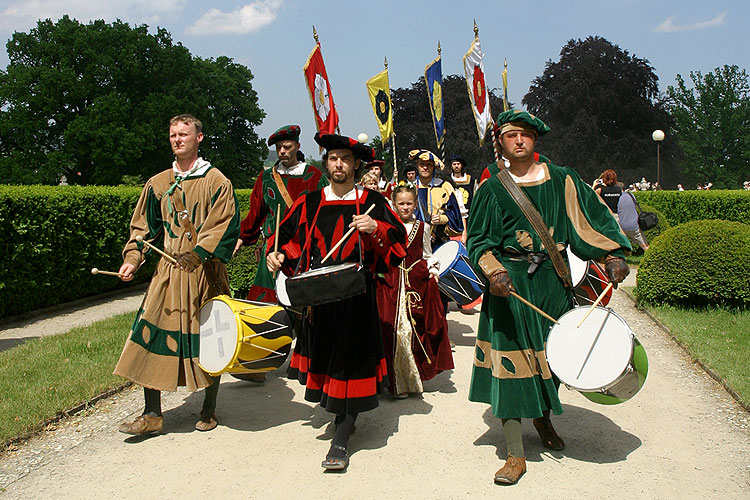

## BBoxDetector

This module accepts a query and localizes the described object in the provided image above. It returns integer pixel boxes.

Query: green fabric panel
[251,258,275,291]
[211,191,241,264]
[130,312,201,358]
[193,246,209,261]
[145,186,163,239]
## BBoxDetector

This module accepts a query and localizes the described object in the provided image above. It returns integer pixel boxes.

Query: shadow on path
[474,403,642,464]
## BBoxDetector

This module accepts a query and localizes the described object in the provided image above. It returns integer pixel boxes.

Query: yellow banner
[366,69,394,142]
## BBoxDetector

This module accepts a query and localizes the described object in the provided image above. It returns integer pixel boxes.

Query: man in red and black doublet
[276,187,405,410]
[267,132,406,471]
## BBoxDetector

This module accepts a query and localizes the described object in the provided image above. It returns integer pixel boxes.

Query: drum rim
[547,306,635,391]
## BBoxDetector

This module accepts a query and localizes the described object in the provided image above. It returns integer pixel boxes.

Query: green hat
[494,110,550,136]
[268,125,301,146]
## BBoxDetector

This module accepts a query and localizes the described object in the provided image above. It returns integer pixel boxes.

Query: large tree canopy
[375,74,502,181]
[523,36,678,186]
[0,16,266,187]
[666,65,750,188]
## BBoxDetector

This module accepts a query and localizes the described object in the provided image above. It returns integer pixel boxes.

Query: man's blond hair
[169,114,202,134]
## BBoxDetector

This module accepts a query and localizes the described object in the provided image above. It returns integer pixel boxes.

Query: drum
[198,295,293,376]
[285,262,366,307]
[546,306,648,405]
[432,240,485,306]
[568,251,612,306]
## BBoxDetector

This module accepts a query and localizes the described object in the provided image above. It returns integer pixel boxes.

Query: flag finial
[473,20,479,38]
[504,57,508,69]
[384,56,388,70]
[312,25,319,43]
[437,40,441,56]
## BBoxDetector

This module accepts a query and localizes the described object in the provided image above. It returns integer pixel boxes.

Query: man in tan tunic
[115,114,240,435]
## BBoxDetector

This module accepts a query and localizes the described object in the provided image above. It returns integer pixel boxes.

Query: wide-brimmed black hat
[314,132,375,162]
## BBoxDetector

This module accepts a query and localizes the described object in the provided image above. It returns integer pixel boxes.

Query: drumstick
[135,235,177,264]
[272,204,281,279]
[509,291,559,324]
[576,307,612,380]
[90,268,125,277]
[321,204,376,264]
[576,282,614,328]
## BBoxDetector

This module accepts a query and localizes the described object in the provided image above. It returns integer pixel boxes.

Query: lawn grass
[0,312,134,445]
[642,303,750,408]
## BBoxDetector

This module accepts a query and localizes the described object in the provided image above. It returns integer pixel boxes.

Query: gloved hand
[489,271,513,297]
[604,256,629,286]
[174,251,203,272]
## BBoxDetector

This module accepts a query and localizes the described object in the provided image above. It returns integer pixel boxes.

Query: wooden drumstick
[321,204,376,264]
[272,204,281,279]
[90,268,125,277]
[135,235,177,264]
[509,291,559,325]
[576,282,614,328]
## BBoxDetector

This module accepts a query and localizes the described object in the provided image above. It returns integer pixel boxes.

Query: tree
[666,65,750,188]
[523,36,678,187]
[384,74,503,181]
[0,16,266,187]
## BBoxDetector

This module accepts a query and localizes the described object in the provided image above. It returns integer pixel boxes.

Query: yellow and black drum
[198,295,292,376]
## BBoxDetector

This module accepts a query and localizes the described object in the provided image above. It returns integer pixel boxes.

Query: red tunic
[376,221,454,394]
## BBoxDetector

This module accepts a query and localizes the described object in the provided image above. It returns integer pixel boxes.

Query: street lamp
[652,129,665,187]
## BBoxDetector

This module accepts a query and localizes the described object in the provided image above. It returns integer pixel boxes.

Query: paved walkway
[1,277,748,498]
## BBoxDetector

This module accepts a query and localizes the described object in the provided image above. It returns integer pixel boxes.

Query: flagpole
[383,56,399,182]
[437,41,446,165]
[503,58,510,111]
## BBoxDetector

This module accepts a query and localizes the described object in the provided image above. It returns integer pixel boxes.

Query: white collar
[452,173,469,182]
[323,185,362,201]
[172,157,211,178]
[418,177,443,188]
[276,161,307,176]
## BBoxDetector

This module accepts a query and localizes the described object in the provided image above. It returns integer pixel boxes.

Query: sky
[0,0,748,157]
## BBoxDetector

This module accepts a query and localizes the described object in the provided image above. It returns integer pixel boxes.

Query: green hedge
[635,220,750,308]
[0,186,255,319]
[634,190,750,226]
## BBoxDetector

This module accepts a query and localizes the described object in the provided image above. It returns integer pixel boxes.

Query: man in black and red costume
[267,132,406,472]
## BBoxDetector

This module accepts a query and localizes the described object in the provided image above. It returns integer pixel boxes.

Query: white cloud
[187,0,282,35]
[653,11,727,33]
[0,0,185,31]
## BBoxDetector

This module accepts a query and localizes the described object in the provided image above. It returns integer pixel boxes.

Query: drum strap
[271,167,294,209]
[168,174,228,297]
[495,168,572,288]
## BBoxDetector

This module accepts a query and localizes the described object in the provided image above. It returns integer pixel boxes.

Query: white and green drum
[546,306,648,405]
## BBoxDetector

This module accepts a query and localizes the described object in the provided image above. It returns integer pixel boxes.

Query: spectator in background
[677,184,685,191]
[594,169,623,220]
[617,190,649,251]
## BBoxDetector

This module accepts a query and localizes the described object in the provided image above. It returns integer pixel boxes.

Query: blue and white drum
[432,240,485,306]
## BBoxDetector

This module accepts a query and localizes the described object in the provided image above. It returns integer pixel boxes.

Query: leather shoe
[119,414,163,435]
[494,456,526,484]
[533,416,565,450]
[195,411,217,431]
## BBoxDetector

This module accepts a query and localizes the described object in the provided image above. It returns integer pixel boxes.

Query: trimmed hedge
[634,190,750,226]
[635,220,750,308]
[0,186,255,319]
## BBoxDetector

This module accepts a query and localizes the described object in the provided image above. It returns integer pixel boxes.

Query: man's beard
[330,170,352,184]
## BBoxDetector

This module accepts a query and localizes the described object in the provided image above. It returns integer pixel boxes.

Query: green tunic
[114,162,240,392]
[466,161,631,419]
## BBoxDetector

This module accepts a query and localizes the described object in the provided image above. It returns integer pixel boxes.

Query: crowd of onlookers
[624,177,750,192]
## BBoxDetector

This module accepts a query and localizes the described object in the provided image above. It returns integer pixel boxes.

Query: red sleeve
[480,167,490,184]
[239,173,268,245]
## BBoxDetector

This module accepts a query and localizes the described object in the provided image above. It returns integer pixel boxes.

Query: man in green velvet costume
[466,110,632,485]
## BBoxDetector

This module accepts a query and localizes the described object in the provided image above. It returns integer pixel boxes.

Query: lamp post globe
[652,130,665,187]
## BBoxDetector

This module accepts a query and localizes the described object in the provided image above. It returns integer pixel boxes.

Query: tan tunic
[114,162,240,391]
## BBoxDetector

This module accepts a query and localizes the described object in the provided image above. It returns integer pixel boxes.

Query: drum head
[275,272,290,307]
[432,240,460,277]
[568,251,588,288]
[546,307,633,392]
[199,298,240,374]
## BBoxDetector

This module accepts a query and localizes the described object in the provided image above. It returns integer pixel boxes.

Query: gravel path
[1,280,748,498]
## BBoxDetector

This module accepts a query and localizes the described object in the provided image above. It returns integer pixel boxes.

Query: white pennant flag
[463,36,492,146]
